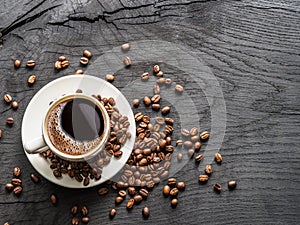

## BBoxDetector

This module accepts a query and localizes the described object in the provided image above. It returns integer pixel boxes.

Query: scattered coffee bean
[177,182,186,190]
[177,153,183,161]
[163,185,171,197]
[71,217,79,225]
[13,186,22,195]
[6,117,14,126]
[153,84,160,94]
[228,180,237,190]
[194,142,201,151]
[61,60,69,68]
[82,217,89,223]
[156,71,164,77]
[83,50,93,58]
[75,69,84,74]
[58,56,66,61]
[142,207,150,218]
[0,129,2,138]
[152,103,160,111]
[109,208,117,218]
[119,190,127,198]
[161,106,170,115]
[151,94,161,103]
[171,198,178,207]
[128,187,136,196]
[170,187,179,196]
[139,188,149,198]
[11,101,19,110]
[175,84,184,93]
[121,43,130,51]
[71,205,78,215]
[30,173,40,183]
[167,178,177,186]
[80,57,89,65]
[26,60,35,68]
[83,177,90,186]
[181,129,190,137]
[214,153,223,164]
[13,167,21,177]
[176,140,183,146]
[141,72,150,81]
[214,183,222,193]
[123,56,131,67]
[14,59,21,68]
[5,183,14,191]
[205,165,213,175]
[165,78,172,85]
[50,194,57,205]
[27,75,36,85]
[54,61,62,69]
[183,141,193,149]
[81,205,88,216]
[198,174,209,183]
[98,187,109,196]
[4,94,12,103]
[153,65,160,73]
[133,195,143,203]
[106,74,114,82]
[195,154,203,163]
[132,99,140,107]
[115,196,124,204]
[188,149,195,157]
[4,222,10,225]
[200,131,210,141]
[191,135,199,142]
[126,198,135,209]
[11,178,21,186]
[143,96,151,106]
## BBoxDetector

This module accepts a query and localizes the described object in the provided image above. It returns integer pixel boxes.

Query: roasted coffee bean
[163,185,171,197]
[177,182,186,190]
[156,78,166,85]
[176,140,183,146]
[133,195,143,203]
[165,117,174,125]
[5,183,14,191]
[153,177,161,183]
[177,153,183,161]
[71,205,78,215]
[214,183,222,193]
[141,72,150,80]
[198,174,209,183]
[81,205,88,216]
[72,217,79,225]
[175,84,184,93]
[161,106,170,115]
[156,71,164,77]
[75,69,84,74]
[13,167,21,177]
[164,161,171,169]
[200,131,210,141]
[139,189,149,198]
[161,170,169,179]
[27,75,36,85]
[183,141,193,149]
[170,187,179,196]
[58,56,66,61]
[195,154,203,163]
[126,198,135,209]
[0,129,3,138]
[153,65,160,73]
[118,190,127,198]
[30,173,40,183]
[26,60,35,68]
[4,222,10,225]
[4,94,12,103]
[171,198,178,207]
[190,135,199,142]
[11,101,19,110]
[228,180,237,190]
[11,178,22,186]
[61,60,69,68]
[14,59,21,68]
[114,150,123,158]
[115,196,124,204]
[143,96,151,106]
[128,187,136,196]
[151,94,161,103]
[82,217,89,223]
[214,153,223,164]
[205,165,213,175]
[83,50,93,58]
[54,61,62,69]
[106,74,114,82]
[188,149,195,157]
[80,57,89,65]
[190,127,198,136]
[142,207,150,218]
[167,178,177,186]
[84,177,90,186]
[165,78,172,85]
[13,186,22,195]
[123,56,131,67]
[152,103,160,111]
[6,117,14,126]
[181,129,190,137]
[50,194,57,204]
[132,99,140,107]
[194,142,201,151]
[109,208,117,219]
[153,84,160,94]
[53,170,62,177]
[121,43,130,51]
[142,115,150,123]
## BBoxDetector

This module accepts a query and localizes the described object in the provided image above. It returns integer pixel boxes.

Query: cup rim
[42,93,111,161]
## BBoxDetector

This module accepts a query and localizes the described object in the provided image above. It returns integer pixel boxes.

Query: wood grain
[0,0,300,224]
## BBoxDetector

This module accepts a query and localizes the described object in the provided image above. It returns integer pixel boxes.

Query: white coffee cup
[24,93,110,162]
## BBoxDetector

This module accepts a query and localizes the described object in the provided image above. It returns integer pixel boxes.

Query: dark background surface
[0,0,300,224]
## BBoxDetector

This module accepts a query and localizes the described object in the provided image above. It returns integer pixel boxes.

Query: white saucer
[21,75,136,188]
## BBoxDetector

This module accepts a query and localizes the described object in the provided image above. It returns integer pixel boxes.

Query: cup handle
[24,137,49,154]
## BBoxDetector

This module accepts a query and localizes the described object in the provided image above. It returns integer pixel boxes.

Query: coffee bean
[11,178,22,186]
[126,198,135,209]
[151,94,161,103]
[83,50,93,58]
[142,207,150,218]
[190,135,199,142]
[133,195,143,203]
[71,205,78,215]
[195,154,203,163]
[5,183,14,191]
[198,174,209,183]
[80,57,89,65]
[98,187,109,195]
[121,43,130,51]
[165,78,172,85]
[106,74,114,82]
[161,106,170,115]
[176,140,183,146]
[13,167,21,177]
[177,153,183,161]
[170,187,179,196]
[53,170,62,177]
[82,217,89,223]
[84,177,90,186]
[141,72,150,80]
[153,65,160,73]
[167,178,177,186]
[152,84,160,95]
[143,96,151,106]
[177,182,186,190]
[123,56,131,67]
[30,173,40,183]
[81,205,88,216]
[50,194,57,205]
[183,141,193,149]
[214,183,222,193]
[181,129,190,137]
[61,60,69,68]
[6,117,14,126]
[26,60,35,68]
[152,103,160,111]
[58,56,66,61]
[72,217,79,225]
[114,150,123,158]
[75,69,84,74]
[27,75,36,85]
[118,190,127,197]
[139,188,149,198]
[194,142,201,151]
[0,129,2,138]
[11,101,19,110]
[205,165,213,175]
[214,153,222,164]
[115,196,124,204]
[13,186,22,195]
[228,180,237,190]
[200,131,210,141]
[175,84,184,93]
[163,185,171,197]
[188,149,195,157]
[4,222,10,225]
[54,61,62,69]
[4,94,12,103]
[109,208,117,219]
[128,187,136,196]
[156,71,164,77]
[14,59,21,68]
[171,198,178,207]
[156,78,166,85]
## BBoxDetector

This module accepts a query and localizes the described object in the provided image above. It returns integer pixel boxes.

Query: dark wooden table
[0,0,299,224]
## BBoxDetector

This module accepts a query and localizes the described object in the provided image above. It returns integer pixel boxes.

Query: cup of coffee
[24,93,111,162]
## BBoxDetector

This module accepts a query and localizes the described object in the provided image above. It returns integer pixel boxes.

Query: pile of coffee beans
[5,167,23,196]
[163,178,186,208]
[70,204,90,224]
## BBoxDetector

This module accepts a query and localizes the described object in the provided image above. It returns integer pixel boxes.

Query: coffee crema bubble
[47,98,105,155]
